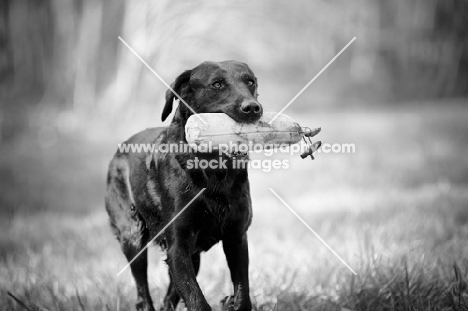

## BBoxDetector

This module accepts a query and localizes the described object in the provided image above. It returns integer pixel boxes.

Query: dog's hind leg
[106,156,155,311]
[161,252,200,311]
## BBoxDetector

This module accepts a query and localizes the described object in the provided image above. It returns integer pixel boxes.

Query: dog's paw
[220,296,235,311]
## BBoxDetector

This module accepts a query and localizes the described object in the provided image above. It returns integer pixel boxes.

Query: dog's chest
[193,195,232,251]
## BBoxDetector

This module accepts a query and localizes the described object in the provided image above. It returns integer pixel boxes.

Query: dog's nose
[240,101,262,115]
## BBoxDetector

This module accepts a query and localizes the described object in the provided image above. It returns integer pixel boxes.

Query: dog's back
[105,127,164,241]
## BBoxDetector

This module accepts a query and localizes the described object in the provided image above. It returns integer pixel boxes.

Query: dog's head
[161,60,263,125]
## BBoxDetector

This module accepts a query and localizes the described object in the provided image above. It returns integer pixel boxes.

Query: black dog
[105,61,262,311]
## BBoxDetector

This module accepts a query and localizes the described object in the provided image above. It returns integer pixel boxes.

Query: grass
[1,103,468,310]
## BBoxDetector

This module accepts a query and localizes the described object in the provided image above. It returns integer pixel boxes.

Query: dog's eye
[212,82,223,89]
[247,80,255,86]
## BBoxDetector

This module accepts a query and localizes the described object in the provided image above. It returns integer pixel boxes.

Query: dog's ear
[161,70,192,122]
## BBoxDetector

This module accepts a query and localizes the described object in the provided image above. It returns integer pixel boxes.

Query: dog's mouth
[224,111,262,125]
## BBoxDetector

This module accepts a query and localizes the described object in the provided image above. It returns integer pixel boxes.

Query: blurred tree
[379,0,468,100]
[0,0,55,142]
[0,0,13,100]
[433,0,468,96]
[4,0,54,102]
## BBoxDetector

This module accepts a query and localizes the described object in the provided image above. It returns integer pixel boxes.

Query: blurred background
[1,0,468,310]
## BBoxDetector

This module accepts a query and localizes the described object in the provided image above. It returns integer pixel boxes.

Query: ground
[1,103,468,310]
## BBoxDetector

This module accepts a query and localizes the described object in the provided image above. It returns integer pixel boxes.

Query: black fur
[105,60,262,311]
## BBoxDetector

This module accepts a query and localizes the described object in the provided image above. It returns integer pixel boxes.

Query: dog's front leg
[166,238,211,311]
[222,233,252,311]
